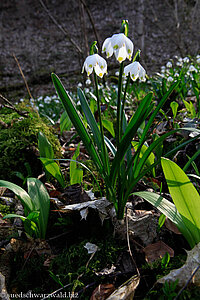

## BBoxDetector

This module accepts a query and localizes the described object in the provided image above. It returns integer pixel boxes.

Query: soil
[0,0,199,100]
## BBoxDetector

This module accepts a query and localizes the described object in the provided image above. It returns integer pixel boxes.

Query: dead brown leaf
[90,284,115,300]
[165,217,182,235]
[143,241,174,263]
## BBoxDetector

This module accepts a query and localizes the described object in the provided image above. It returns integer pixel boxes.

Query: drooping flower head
[124,61,146,82]
[102,21,133,63]
[102,33,134,63]
[82,42,107,78]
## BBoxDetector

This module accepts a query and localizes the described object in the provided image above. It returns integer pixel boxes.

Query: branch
[0,93,28,118]
[13,53,33,100]
[79,0,101,49]
[39,0,83,55]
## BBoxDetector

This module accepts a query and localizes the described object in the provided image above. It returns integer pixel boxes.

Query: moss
[0,102,61,182]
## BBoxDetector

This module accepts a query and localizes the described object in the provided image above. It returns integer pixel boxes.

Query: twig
[0,93,28,117]
[13,53,33,100]
[125,206,140,278]
[79,0,89,56]
[79,0,101,49]
[39,0,83,55]
[41,283,72,300]
[174,264,200,300]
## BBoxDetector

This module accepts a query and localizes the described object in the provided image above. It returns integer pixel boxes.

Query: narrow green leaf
[60,111,72,134]
[0,180,33,213]
[70,144,83,185]
[77,88,104,162]
[161,158,200,244]
[52,73,103,173]
[27,178,50,239]
[110,92,153,184]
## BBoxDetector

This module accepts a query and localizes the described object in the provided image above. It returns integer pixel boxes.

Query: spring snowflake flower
[102,33,134,63]
[188,65,197,73]
[183,57,189,63]
[167,76,173,82]
[166,61,172,68]
[197,57,200,64]
[85,78,91,85]
[174,72,179,77]
[176,57,183,67]
[82,54,107,78]
[124,61,146,81]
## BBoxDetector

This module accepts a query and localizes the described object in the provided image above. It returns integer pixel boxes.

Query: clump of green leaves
[1,178,50,239]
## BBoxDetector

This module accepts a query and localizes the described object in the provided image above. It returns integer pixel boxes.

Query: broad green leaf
[38,132,54,159]
[70,144,83,185]
[158,214,166,232]
[3,213,39,238]
[102,119,115,137]
[60,111,72,134]
[52,73,102,173]
[27,178,50,239]
[0,180,33,213]
[161,158,200,244]
[40,157,65,188]
[170,101,179,119]
[133,191,195,248]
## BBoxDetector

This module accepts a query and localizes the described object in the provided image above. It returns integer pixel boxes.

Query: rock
[0,273,10,300]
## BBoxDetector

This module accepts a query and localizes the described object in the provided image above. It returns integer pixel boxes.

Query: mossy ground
[0,102,61,182]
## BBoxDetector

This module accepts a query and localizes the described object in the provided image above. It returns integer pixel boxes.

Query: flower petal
[124,36,134,60]
[102,37,113,58]
[111,33,126,50]
[114,46,127,63]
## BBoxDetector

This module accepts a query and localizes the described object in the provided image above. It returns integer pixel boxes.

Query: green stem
[94,72,109,176]
[116,62,124,147]
[120,75,130,134]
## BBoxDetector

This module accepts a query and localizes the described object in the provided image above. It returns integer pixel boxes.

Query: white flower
[167,76,173,82]
[197,58,200,64]
[176,57,183,67]
[78,82,83,87]
[124,61,146,81]
[166,61,172,68]
[183,57,189,63]
[188,65,197,72]
[85,78,91,85]
[82,54,107,78]
[174,72,179,77]
[102,33,134,63]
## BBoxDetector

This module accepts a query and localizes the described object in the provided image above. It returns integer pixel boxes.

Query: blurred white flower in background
[183,57,189,63]
[167,76,173,82]
[85,78,91,85]
[166,61,172,68]
[188,65,197,73]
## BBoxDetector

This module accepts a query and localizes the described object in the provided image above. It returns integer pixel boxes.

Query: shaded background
[0,0,199,100]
